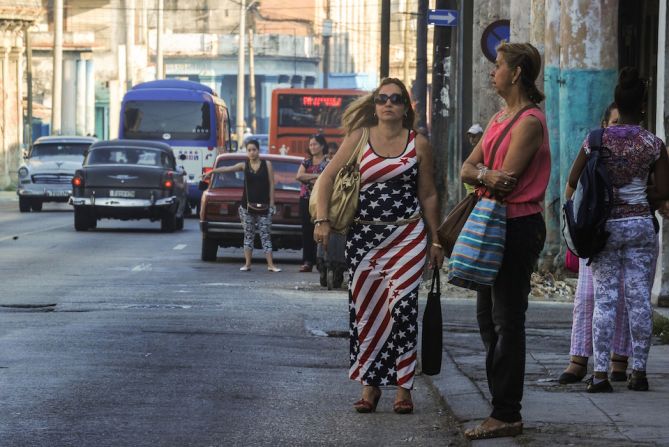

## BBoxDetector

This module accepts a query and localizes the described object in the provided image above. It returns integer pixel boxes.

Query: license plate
[109,190,135,198]
[46,190,70,197]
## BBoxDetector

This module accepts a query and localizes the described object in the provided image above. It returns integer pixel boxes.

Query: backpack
[561,128,613,263]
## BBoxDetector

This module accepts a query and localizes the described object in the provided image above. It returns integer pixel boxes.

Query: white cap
[467,124,483,135]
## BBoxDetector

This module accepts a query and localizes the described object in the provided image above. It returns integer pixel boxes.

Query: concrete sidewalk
[429,296,669,446]
[0,190,17,203]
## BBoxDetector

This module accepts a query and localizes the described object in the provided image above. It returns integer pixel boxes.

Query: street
[0,201,464,447]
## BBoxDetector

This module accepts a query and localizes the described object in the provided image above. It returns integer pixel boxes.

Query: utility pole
[248,26,256,132]
[380,0,390,78]
[236,0,247,148]
[51,0,63,134]
[430,0,457,211]
[323,8,332,88]
[415,0,428,130]
[156,0,164,79]
[402,5,411,86]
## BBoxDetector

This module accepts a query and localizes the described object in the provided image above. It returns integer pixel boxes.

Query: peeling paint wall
[471,0,509,127]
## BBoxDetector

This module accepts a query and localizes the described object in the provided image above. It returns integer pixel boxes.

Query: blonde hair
[496,42,545,104]
[341,78,416,134]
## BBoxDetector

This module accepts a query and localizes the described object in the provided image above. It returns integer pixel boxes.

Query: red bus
[268,88,365,156]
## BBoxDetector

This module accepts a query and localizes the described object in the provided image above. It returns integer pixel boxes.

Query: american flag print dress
[347,130,427,389]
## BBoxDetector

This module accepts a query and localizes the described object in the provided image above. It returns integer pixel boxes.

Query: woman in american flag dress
[313,78,443,414]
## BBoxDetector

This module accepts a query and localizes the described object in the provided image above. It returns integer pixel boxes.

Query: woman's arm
[566,147,587,199]
[266,160,275,208]
[500,116,543,181]
[203,162,244,178]
[460,116,515,195]
[416,134,444,268]
[295,164,319,183]
[312,127,365,250]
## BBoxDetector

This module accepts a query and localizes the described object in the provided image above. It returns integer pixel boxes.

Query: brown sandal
[610,356,628,382]
[464,420,523,440]
[392,399,414,414]
[353,389,381,413]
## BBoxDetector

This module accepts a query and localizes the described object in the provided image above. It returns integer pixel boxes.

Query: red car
[199,153,304,261]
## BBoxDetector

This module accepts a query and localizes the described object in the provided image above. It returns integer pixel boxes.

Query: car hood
[25,157,83,173]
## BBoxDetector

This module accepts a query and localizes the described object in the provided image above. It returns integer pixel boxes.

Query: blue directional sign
[427,9,458,27]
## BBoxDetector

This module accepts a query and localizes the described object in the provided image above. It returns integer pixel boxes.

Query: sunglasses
[374,93,405,105]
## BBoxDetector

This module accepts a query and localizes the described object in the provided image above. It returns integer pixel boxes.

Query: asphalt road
[0,201,465,447]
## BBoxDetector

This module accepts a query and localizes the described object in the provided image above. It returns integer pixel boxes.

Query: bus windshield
[123,100,211,140]
[277,93,359,128]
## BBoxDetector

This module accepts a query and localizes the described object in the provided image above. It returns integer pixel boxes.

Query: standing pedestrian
[460,42,550,440]
[312,77,443,414]
[203,139,281,272]
[567,67,669,393]
[559,102,632,385]
[295,134,328,272]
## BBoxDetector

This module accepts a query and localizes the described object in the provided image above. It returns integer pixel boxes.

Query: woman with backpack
[559,103,633,385]
[566,67,669,393]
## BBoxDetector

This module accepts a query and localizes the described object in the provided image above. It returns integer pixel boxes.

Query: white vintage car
[17,135,97,212]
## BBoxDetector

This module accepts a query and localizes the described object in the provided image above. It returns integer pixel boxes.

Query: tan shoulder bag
[309,127,369,234]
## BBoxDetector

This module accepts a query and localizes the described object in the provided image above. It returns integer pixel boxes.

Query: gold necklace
[496,103,529,123]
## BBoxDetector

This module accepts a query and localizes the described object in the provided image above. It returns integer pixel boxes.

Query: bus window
[122,100,211,140]
[277,94,358,129]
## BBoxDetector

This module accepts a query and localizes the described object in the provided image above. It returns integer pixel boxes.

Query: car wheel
[30,200,43,211]
[74,208,91,231]
[201,237,218,261]
[161,212,177,232]
[175,214,184,231]
[19,197,31,212]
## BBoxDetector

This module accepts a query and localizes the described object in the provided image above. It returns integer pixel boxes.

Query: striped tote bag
[447,197,506,291]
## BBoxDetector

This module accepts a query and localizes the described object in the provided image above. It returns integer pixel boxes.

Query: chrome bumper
[18,185,72,198]
[69,196,178,207]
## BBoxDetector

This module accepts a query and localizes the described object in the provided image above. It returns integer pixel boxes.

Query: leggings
[569,258,630,358]
[590,217,656,373]
[238,206,272,253]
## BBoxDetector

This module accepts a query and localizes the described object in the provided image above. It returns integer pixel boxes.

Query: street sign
[481,20,510,62]
[427,9,458,27]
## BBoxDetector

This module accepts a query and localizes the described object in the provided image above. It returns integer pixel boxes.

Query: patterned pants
[569,258,630,357]
[590,218,656,373]
[238,206,272,253]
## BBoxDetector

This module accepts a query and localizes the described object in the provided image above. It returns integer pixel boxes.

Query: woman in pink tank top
[459,42,550,441]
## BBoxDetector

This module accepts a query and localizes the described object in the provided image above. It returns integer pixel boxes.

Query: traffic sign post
[427,9,458,27]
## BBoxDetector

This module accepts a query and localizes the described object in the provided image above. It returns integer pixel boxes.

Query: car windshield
[211,159,300,191]
[30,143,90,157]
[87,148,173,168]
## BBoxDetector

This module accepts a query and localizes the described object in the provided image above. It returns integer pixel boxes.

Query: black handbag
[421,267,443,376]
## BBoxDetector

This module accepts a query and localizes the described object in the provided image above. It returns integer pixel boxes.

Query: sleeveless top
[482,107,551,219]
[299,157,328,199]
[241,159,270,206]
[582,124,664,220]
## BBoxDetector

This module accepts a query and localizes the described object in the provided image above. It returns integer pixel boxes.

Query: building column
[75,58,86,135]
[14,45,23,150]
[559,1,618,196]
[1,45,9,188]
[85,58,95,136]
[540,0,561,272]
[653,2,669,307]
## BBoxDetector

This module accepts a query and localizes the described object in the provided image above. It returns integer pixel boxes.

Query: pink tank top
[481,108,551,219]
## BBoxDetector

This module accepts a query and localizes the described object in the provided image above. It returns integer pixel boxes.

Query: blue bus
[119,80,233,213]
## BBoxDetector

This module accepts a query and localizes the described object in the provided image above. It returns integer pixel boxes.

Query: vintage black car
[69,140,187,232]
